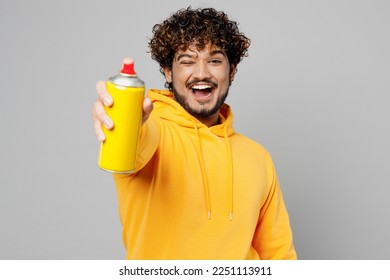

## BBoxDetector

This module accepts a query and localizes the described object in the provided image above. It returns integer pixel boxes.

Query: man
[93,7,297,260]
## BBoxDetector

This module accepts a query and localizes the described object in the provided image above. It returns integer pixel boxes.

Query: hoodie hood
[148,89,235,220]
[148,89,235,136]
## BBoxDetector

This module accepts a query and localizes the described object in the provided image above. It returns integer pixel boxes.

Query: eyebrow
[175,50,226,61]
[210,50,226,57]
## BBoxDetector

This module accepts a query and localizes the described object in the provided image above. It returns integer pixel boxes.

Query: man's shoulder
[231,133,270,156]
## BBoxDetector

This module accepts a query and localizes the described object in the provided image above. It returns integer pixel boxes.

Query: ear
[230,64,237,82]
[163,67,172,83]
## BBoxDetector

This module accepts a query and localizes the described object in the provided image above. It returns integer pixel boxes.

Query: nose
[193,61,212,80]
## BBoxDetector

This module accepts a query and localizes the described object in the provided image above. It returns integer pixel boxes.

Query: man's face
[164,43,236,121]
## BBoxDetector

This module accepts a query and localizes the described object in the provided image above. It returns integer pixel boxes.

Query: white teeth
[191,85,212,90]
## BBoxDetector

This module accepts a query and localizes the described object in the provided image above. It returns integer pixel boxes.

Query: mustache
[186,79,218,88]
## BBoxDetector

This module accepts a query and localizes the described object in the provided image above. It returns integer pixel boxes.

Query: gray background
[1,0,389,259]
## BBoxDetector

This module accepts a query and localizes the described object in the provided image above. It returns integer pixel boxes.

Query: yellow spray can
[98,58,145,173]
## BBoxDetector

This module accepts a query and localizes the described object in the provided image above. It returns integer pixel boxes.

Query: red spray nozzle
[120,58,136,75]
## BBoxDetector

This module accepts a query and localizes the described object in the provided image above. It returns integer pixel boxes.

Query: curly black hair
[148,7,251,88]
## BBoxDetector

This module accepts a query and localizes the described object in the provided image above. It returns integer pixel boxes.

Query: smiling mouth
[190,84,214,100]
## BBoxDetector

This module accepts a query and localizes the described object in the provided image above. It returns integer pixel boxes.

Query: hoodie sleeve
[252,154,297,260]
[133,116,160,172]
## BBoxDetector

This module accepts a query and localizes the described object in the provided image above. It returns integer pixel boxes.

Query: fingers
[142,97,154,124]
[94,115,106,142]
[93,81,114,142]
[92,99,114,142]
[96,80,113,107]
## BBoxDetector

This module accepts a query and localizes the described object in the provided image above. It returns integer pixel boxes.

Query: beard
[172,85,229,119]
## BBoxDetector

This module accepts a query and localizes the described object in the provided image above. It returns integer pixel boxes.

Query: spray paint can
[98,58,145,173]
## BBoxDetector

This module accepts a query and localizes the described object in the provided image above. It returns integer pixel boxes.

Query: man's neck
[196,112,220,127]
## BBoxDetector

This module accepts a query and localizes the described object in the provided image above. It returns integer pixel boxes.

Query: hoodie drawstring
[193,120,234,221]
[194,122,212,220]
[224,127,234,221]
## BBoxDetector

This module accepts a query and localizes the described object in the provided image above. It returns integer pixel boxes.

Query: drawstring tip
[229,212,233,221]
[208,211,211,220]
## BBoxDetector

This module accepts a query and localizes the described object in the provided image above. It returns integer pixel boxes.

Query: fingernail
[104,117,113,128]
[103,95,112,106]
[98,132,105,142]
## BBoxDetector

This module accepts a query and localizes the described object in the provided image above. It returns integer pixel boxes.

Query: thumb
[142,97,153,124]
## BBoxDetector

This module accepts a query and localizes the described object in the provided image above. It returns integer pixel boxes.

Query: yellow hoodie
[113,89,297,260]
